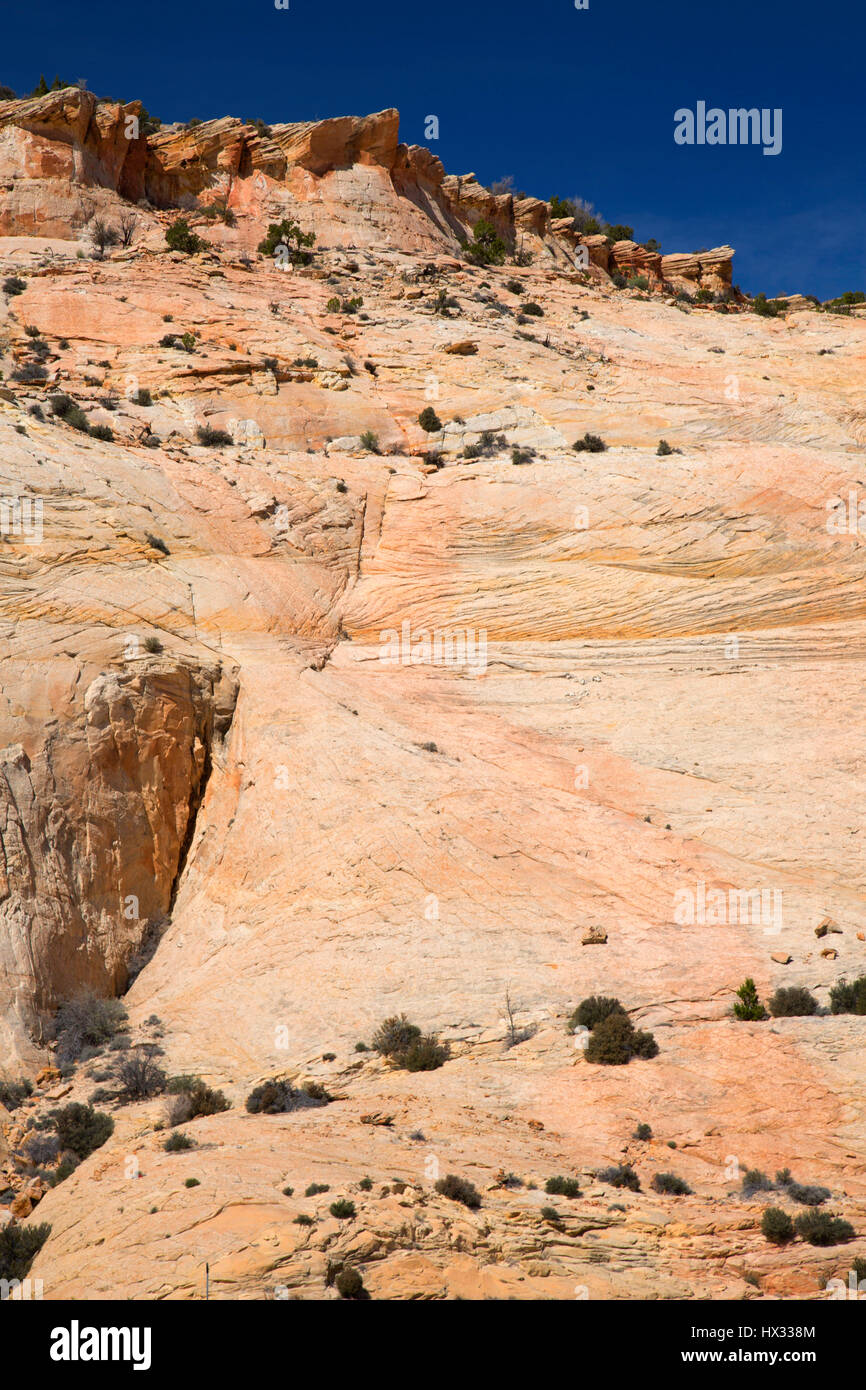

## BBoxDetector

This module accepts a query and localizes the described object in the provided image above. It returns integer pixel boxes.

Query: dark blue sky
[4,0,863,298]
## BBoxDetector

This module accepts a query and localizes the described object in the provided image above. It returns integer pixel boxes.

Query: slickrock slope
[0,94,865,1300]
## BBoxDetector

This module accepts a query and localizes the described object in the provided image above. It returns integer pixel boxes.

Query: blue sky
[3,0,863,298]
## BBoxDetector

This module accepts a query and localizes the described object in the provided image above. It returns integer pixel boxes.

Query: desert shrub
[511,446,536,465]
[145,533,169,555]
[694,288,714,303]
[335,1265,365,1299]
[435,1174,481,1208]
[3,275,26,297]
[787,1182,831,1206]
[91,219,119,254]
[634,1123,653,1141]
[359,430,380,453]
[585,1012,658,1065]
[0,1222,52,1282]
[657,439,673,456]
[761,1207,794,1244]
[89,423,114,442]
[165,1076,230,1125]
[742,1168,774,1195]
[294,1213,314,1226]
[184,1177,199,1188]
[0,1077,33,1110]
[165,219,207,255]
[733,978,767,1021]
[329,1199,356,1219]
[143,636,163,654]
[24,1132,60,1166]
[245,1079,330,1115]
[568,996,626,1032]
[545,1176,581,1198]
[548,196,577,220]
[626,274,649,291]
[768,986,818,1018]
[54,992,127,1062]
[752,293,785,317]
[605,223,634,243]
[372,1014,421,1057]
[196,424,232,447]
[163,1131,194,1151]
[829,974,866,1015]
[117,1047,167,1102]
[257,218,315,264]
[505,278,523,294]
[610,271,629,289]
[28,404,44,420]
[462,219,507,267]
[651,1172,692,1195]
[53,1103,114,1160]
[540,1205,563,1222]
[133,388,152,406]
[794,1210,855,1246]
[305,1182,329,1196]
[521,301,544,317]
[572,432,606,452]
[358,1176,373,1191]
[597,1163,641,1192]
[418,406,442,432]
[401,1035,450,1072]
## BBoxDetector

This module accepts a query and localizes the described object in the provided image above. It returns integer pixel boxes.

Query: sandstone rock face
[661,246,735,293]
[0,662,237,1061]
[0,97,863,1302]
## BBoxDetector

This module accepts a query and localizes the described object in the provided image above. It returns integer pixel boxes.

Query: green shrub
[372,1014,421,1057]
[657,439,673,456]
[196,424,233,447]
[163,1131,194,1151]
[358,1176,373,1191]
[184,1177,200,1188]
[548,196,576,221]
[521,301,544,317]
[329,1199,356,1219]
[245,1079,330,1115]
[829,975,866,1015]
[572,432,606,453]
[787,1182,830,1206]
[511,446,536,465]
[54,992,127,1062]
[305,1182,329,1196]
[0,1221,52,1282]
[761,1207,794,1244]
[165,219,207,255]
[585,1012,658,1065]
[597,1163,640,1192]
[505,278,523,294]
[540,1205,563,1222]
[626,274,649,291]
[257,218,315,264]
[605,224,634,243]
[165,1076,230,1125]
[0,1077,33,1110]
[733,978,767,1021]
[53,1103,114,1160]
[462,219,507,267]
[435,1174,481,1208]
[326,296,340,312]
[545,1176,581,1198]
[294,1213,314,1226]
[768,986,818,1018]
[651,1172,692,1195]
[752,293,785,317]
[418,406,442,432]
[401,1035,450,1072]
[335,1265,366,1299]
[794,1210,855,1246]
[742,1168,773,1195]
[634,1123,653,1141]
[359,430,380,453]
[134,388,152,406]
[569,996,626,1032]
[3,275,27,297]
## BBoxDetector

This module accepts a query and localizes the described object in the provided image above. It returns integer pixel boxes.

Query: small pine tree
[733,978,767,1021]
